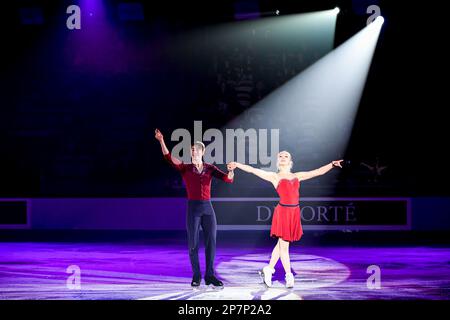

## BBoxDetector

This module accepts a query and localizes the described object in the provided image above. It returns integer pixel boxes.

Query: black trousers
[187,200,217,278]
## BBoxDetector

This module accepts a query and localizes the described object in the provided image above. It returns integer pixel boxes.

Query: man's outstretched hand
[155,129,164,142]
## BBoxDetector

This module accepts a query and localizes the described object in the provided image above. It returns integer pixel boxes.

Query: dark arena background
[0,0,449,313]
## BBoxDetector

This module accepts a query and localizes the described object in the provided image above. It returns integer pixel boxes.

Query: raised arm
[155,128,183,169]
[229,162,276,184]
[295,160,343,181]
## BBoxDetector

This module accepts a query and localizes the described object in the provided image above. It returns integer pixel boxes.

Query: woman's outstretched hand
[332,160,344,168]
[227,162,238,171]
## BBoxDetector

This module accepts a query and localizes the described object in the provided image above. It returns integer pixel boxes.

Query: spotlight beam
[221,19,384,194]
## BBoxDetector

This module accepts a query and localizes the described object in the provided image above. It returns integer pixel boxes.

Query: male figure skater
[155,129,234,288]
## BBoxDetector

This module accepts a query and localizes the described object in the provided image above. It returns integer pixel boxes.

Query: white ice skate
[258,266,275,287]
[285,272,294,288]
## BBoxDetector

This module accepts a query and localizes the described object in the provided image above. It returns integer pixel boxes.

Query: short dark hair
[192,141,205,152]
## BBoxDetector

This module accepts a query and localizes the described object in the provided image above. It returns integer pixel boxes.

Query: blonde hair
[276,150,293,172]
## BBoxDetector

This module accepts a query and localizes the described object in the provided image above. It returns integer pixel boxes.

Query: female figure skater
[228,152,342,288]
